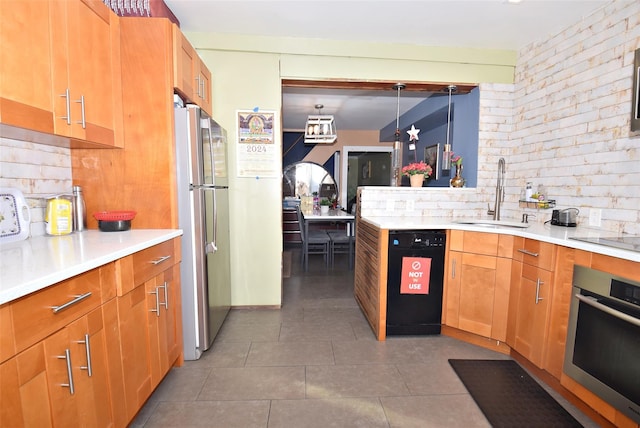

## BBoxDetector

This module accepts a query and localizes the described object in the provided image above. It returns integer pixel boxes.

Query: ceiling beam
[281,79,477,94]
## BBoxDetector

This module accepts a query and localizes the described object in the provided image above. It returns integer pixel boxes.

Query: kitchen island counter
[0,229,182,305]
[360,216,640,263]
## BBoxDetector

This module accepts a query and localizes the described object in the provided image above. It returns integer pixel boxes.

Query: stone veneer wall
[361,0,640,236]
[0,137,72,236]
[511,0,639,235]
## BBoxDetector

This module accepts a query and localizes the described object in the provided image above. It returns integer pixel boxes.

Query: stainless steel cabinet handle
[149,255,171,265]
[149,288,160,316]
[517,248,539,257]
[77,334,92,377]
[195,75,201,97]
[75,95,86,129]
[535,278,544,304]
[57,349,75,395]
[158,281,169,310]
[52,292,92,314]
[60,88,71,124]
[452,259,456,279]
[200,77,205,99]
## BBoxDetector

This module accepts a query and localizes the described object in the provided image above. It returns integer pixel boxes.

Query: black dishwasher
[387,230,446,335]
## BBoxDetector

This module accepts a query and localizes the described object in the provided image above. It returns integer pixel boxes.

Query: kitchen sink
[454,220,530,229]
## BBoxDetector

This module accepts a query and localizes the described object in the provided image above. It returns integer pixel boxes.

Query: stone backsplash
[0,137,72,237]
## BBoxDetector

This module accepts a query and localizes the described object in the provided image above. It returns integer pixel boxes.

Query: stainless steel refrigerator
[175,104,231,361]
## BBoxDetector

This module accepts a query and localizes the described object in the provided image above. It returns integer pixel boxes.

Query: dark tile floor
[130,249,598,427]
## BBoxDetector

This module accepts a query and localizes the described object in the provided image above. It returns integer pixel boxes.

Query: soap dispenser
[525,182,533,201]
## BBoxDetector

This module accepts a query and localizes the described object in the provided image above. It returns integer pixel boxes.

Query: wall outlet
[406,200,415,212]
[386,199,395,212]
[589,208,602,227]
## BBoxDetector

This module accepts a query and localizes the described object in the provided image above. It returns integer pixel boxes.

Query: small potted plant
[402,161,433,187]
[319,198,331,214]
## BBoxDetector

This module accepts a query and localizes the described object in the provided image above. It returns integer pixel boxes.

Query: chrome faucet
[487,157,506,220]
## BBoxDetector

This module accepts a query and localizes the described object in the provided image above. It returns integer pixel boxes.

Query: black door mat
[449,359,583,428]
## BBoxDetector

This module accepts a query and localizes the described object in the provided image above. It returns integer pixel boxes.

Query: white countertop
[0,229,183,305]
[361,216,640,263]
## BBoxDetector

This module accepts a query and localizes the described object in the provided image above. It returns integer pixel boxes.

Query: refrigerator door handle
[191,184,229,190]
[210,185,218,253]
[205,125,219,254]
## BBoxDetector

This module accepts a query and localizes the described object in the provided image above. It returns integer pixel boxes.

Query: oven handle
[575,294,640,328]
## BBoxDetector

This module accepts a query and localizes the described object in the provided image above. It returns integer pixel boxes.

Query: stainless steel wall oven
[564,265,640,423]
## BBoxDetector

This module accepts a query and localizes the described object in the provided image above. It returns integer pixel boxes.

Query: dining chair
[327,229,352,268]
[296,207,331,268]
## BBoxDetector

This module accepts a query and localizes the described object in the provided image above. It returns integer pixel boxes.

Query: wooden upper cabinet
[51,0,122,147]
[173,26,197,102]
[0,0,121,148]
[0,0,56,134]
[172,24,212,115]
[195,56,212,115]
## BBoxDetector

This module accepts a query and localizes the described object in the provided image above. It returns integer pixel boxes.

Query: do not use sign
[400,257,432,294]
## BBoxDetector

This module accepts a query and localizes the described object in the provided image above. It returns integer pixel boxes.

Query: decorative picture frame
[424,143,440,180]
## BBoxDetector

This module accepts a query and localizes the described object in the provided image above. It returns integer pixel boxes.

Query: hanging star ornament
[407,124,420,141]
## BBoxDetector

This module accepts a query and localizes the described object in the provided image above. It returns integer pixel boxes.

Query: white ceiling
[163,0,609,131]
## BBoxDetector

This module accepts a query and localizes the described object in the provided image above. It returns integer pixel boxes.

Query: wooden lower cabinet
[44,308,113,427]
[1,343,53,428]
[115,238,182,423]
[507,238,557,369]
[443,230,512,342]
[146,264,182,388]
[544,245,579,379]
[509,261,553,368]
[0,238,182,428]
[116,283,154,421]
[354,218,388,340]
[0,307,113,427]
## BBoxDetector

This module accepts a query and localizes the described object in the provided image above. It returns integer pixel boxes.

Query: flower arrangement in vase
[450,153,465,187]
[402,161,432,187]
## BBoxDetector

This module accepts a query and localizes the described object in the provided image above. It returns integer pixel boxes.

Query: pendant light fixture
[442,84,457,171]
[391,83,405,186]
[304,104,337,144]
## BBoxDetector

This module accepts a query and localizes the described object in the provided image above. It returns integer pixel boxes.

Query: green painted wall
[189,32,516,307]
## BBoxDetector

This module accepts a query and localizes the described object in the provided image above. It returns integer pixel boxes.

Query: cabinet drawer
[283,231,302,243]
[11,268,102,354]
[513,238,556,271]
[283,222,300,231]
[283,209,298,221]
[464,231,499,256]
[132,239,177,286]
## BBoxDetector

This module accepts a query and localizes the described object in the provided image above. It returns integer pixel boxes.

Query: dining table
[300,208,355,271]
